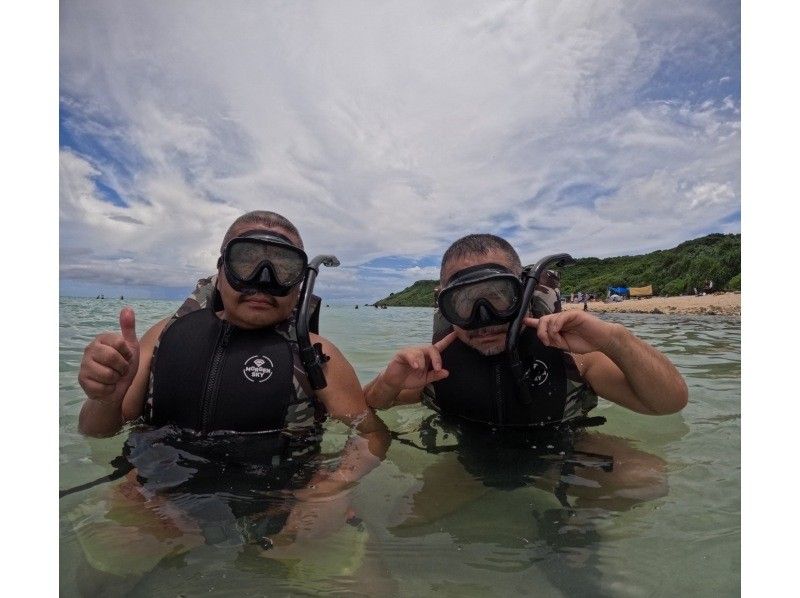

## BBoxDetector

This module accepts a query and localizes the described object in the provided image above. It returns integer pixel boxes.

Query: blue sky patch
[719,210,741,225]
[360,255,439,269]
[92,177,127,208]
[636,5,740,105]
[557,183,617,208]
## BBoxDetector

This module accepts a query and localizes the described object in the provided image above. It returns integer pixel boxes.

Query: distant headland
[373,233,741,312]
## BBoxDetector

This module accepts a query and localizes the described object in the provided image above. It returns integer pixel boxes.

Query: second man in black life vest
[364,233,688,425]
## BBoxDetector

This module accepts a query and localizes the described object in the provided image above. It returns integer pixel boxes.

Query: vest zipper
[200,321,232,433]
[494,360,504,426]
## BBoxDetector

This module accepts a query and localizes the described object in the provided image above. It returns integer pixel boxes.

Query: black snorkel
[506,253,576,405]
[296,254,340,390]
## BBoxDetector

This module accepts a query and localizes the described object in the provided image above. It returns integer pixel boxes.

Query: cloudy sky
[59,0,740,302]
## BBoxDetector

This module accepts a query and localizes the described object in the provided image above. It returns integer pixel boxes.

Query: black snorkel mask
[436,264,524,330]
[219,230,308,297]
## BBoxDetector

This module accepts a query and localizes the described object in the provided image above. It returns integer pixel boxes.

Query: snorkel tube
[296,254,340,390]
[506,253,576,405]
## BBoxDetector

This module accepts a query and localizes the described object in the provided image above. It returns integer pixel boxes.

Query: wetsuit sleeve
[173,275,218,319]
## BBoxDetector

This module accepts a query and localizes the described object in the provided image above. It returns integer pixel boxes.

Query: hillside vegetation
[374,233,740,307]
[376,280,438,307]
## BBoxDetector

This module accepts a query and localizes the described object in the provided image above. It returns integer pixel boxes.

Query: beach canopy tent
[608,286,629,296]
[629,285,653,297]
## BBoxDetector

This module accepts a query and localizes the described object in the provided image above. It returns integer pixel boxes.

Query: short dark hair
[221,211,304,252]
[440,234,522,282]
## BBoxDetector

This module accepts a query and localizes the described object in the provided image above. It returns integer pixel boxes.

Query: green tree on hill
[375,233,740,306]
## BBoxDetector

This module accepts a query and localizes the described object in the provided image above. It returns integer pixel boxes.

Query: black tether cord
[388,430,458,454]
[59,455,134,499]
[554,459,576,509]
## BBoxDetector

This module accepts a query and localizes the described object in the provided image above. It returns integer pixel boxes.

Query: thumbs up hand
[78,307,141,405]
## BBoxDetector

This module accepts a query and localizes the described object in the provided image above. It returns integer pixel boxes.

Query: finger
[536,315,552,346]
[79,377,117,398]
[88,342,131,376]
[546,317,572,351]
[425,369,449,384]
[119,307,138,345]
[423,345,443,371]
[544,317,562,347]
[96,334,134,362]
[415,350,430,372]
[547,315,562,335]
[395,350,420,370]
[523,316,539,329]
[548,328,570,351]
[433,330,458,352]
[83,362,126,385]
[394,353,415,370]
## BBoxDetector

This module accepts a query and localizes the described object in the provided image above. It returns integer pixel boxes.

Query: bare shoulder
[309,332,348,363]
[143,317,171,347]
[308,333,365,417]
[120,317,172,420]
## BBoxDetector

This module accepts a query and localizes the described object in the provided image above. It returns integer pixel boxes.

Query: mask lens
[449,279,518,318]
[439,273,521,328]
[228,241,267,280]
[262,245,305,285]
[226,239,306,286]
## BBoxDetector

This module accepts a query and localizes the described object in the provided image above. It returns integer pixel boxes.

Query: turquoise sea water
[59,297,740,596]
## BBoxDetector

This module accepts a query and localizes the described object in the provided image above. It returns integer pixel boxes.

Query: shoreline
[561,292,740,316]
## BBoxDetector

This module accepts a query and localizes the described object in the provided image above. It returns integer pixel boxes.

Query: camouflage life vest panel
[145,275,324,440]
[427,269,598,428]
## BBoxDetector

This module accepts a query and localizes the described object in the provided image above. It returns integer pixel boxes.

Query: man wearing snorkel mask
[78,211,388,520]
[361,235,684,590]
[76,212,388,567]
[78,210,382,440]
[364,234,687,426]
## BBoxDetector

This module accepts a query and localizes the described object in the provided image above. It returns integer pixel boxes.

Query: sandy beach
[561,292,740,316]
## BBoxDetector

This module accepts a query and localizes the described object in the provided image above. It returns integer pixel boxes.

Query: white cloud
[59,0,740,300]
[403,266,441,279]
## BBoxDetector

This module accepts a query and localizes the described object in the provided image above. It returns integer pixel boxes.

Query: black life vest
[147,307,322,434]
[429,328,597,428]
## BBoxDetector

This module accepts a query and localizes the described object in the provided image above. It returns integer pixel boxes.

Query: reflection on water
[60,299,740,596]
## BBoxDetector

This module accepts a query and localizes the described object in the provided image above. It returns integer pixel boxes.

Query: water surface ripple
[60,299,740,596]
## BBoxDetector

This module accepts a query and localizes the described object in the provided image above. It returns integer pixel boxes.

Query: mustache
[466,325,508,339]
[239,289,279,306]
